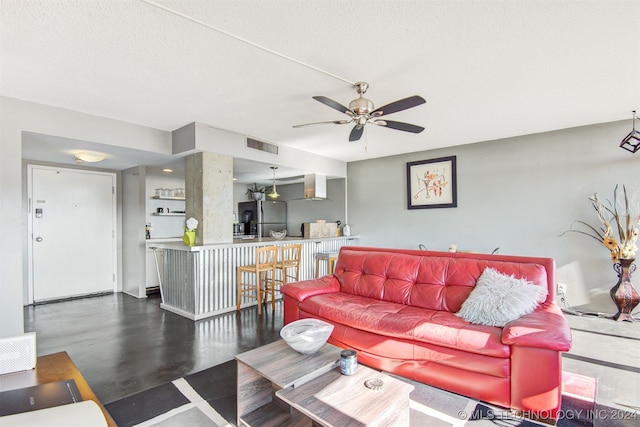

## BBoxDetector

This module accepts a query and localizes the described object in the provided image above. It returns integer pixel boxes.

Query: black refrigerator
[238,200,287,237]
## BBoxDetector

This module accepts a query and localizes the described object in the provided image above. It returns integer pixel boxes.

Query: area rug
[106,361,604,427]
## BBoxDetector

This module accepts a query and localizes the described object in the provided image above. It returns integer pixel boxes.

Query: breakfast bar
[150,236,358,320]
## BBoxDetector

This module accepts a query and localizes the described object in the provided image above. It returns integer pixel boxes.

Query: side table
[0,351,115,426]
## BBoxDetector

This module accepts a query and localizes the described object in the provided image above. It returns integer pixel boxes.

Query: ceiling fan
[293,82,426,142]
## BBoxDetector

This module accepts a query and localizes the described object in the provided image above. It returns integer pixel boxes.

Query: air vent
[246,137,278,155]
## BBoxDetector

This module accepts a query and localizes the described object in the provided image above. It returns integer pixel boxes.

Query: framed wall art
[406,156,457,209]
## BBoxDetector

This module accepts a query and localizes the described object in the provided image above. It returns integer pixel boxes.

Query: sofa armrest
[281,275,341,302]
[501,304,572,351]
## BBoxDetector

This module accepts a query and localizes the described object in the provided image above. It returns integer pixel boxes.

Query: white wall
[122,166,146,298]
[193,123,347,179]
[347,120,640,313]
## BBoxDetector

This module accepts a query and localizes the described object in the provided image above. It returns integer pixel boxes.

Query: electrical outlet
[557,282,567,295]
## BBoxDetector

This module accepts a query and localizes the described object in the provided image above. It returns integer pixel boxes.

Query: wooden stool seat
[314,252,338,278]
[237,245,278,315]
[264,243,302,311]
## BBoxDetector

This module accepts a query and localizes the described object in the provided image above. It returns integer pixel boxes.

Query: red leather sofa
[281,246,572,419]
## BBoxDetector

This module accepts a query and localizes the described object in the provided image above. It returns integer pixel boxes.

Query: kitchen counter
[149,235,356,251]
[154,235,358,320]
[145,237,183,243]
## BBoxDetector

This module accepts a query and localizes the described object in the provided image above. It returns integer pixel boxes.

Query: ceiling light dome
[74,150,106,163]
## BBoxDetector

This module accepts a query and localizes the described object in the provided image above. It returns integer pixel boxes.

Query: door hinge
[112,230,115,238]
[112,186,115,195]
[113,274,116,282]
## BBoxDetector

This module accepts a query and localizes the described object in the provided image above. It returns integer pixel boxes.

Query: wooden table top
[235,340,342,389]
[0,351,116,427]
[278,364,414,426]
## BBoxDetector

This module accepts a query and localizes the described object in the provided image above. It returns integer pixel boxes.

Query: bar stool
[237,245,278,315]
[314,252,338,278]
[264,243,302,311]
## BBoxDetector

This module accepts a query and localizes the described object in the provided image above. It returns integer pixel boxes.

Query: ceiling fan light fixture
[354,81,369,94]
[268,166,280,198]
[620,110,640,154]
[294,81,426,142]
[349,97,374,115]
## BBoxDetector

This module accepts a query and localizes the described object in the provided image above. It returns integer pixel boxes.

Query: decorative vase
[610,258,639,322]
[183,230,196,246]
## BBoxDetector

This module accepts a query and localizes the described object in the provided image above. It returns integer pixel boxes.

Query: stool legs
[236,267,264,315]
[315,255,337,278]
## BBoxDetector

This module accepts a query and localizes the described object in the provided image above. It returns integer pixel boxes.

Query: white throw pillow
[456,267,548,327]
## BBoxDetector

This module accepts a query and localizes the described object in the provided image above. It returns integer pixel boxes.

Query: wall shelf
[151,196,185,201]
[152,212,185,216]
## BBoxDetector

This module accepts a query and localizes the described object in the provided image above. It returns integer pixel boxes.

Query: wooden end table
[0,351,115,426]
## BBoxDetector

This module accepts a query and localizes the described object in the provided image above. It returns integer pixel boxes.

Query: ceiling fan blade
[372,95,426,117]
[349,125,364,142]
[372,120,424,133]
[313,96,354,115]
[293,119,352,128]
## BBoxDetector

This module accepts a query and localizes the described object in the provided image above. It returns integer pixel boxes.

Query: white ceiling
[2,0,639,182]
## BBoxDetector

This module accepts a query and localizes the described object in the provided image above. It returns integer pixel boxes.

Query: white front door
[28,165,116,303]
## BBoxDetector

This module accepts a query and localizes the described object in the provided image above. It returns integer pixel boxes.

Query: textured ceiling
[2,0,639,178]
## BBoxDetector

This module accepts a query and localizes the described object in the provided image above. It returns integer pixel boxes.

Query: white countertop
[148,235,358,251]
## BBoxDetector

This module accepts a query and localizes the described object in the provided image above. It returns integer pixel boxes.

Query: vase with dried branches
[562,185,640,321]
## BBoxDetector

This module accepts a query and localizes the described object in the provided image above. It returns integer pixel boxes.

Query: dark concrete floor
[23,292,282,404]
[23,292,639,413]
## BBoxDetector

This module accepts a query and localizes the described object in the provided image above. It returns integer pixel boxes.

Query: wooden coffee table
[235,340,413,427]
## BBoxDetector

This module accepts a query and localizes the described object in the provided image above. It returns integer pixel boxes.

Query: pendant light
[268,166,280,198]
[619,110,639,153]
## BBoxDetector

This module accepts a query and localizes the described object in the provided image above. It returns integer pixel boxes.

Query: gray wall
[347,120,639,313]
[280,179,346,237]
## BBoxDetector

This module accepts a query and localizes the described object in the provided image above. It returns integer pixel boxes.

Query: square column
[185,152,233,244]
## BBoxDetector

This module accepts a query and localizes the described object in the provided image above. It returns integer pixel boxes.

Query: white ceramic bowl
[269,230,287,240]
[280,319,334,354]
[315,219,326,224]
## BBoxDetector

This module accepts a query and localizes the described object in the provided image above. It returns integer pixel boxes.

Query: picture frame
[406,156,457,209]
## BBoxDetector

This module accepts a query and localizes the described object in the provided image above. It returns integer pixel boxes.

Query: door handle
[35,236,44,242]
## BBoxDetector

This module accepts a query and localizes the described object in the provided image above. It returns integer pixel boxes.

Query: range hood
[303,174,327,200]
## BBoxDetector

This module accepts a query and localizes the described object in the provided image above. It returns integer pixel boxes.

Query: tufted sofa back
[333,247,554,313]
